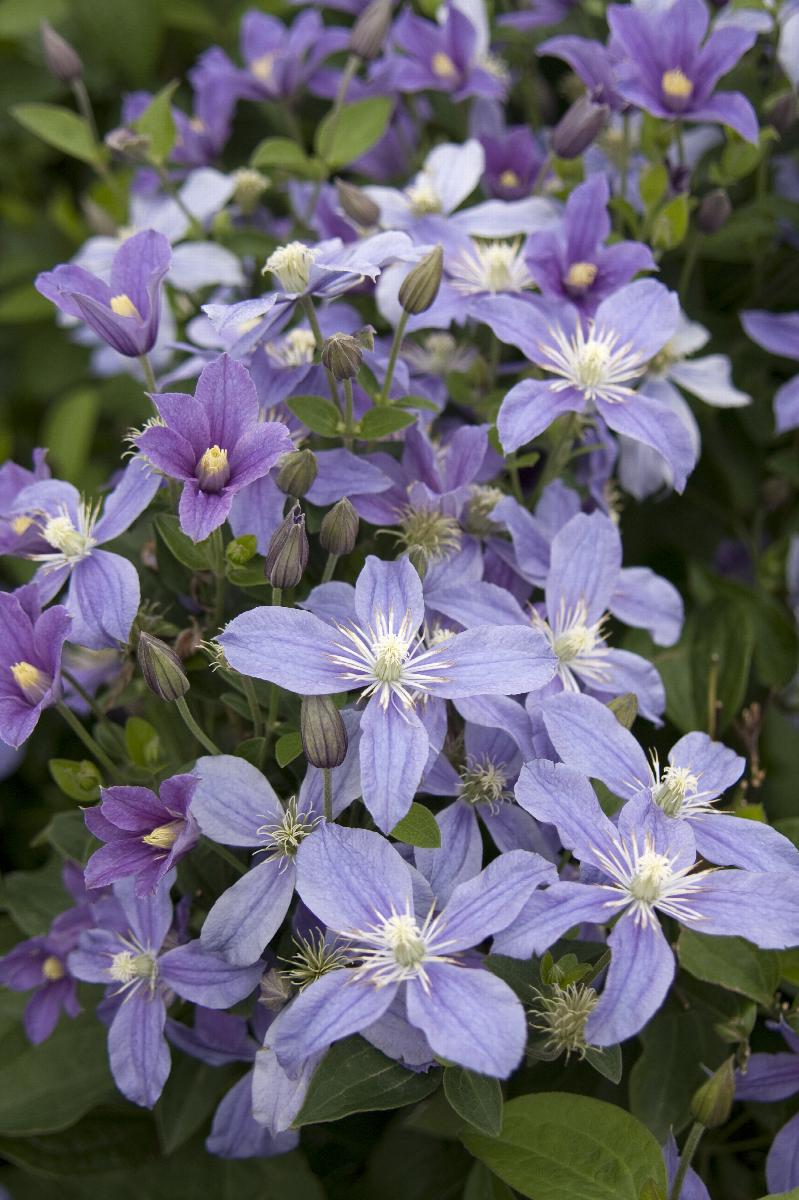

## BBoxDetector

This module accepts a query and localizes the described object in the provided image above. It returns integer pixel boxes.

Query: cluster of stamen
[431,51,458,79]
[391,505,462,571]
[195,445,231,493]
[11,661,51,704]
[406,173,443,215]
[267,328,317,367]
[532,599,610,690]
[649,753,716,818]
[256,797,318,863]
[281,931,351,990]
[530,982,598,1059]
[251,52,276,83]
[345,903,455,991]
[106,934,159,998]
[592,831,714,929]
[29,500,99,571]
[142,820,184,851]
[264,242,316,294]
[450,238,535,296]
[564,261,598,294]
[110,293,140,320]
[326,606,452,709]
[661,68,693,105]
[459,756,509,811]
[541,321,646,404]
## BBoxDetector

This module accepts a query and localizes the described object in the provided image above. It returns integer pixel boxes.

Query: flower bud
[696,188,732,235]
[276,449,318,498]
[690,1056,735,1129]
[105,127,151,163]
[766,91,797,136]
[232,167,269,214]
[320,498,359,556]
[398,245,444,315]
[336,178,380,228]
[265,504,309,589]
[40,20,83,84]
[137,632,190,702]
[551,95,609,159]
[301,695,348,769]
[322,332,363,381]
[607,692,638,729]
[350,0,393,59]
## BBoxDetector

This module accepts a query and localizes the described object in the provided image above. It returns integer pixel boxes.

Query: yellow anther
[565,261,599,291]
[662,68,693,101]
[11,661,50,702]
[110,293,140,319]
[142,820,183,849]
[251,52,276,82]
[42,955,65,981]
[499,169,520,189]
[432,51,457,79]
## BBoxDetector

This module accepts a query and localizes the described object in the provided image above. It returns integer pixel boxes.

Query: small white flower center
[251,52,276,83]
[651,764,699,817]
[431,51,457,79]
[327,607,452,709]
[264,242,316,294]
[43,514,94,560]
[268,328,318,366]
[383,913,428,968]
[257,797,318,860]
[564,261,598,293]
[450,239,534,296]
[542,321,646,405]
[108,950,157,986]
[406,173,442,215]
[628,847,674,904]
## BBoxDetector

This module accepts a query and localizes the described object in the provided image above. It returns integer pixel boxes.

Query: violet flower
[736,1021,799,1193]
[608,0,759,144]
[270,822,555,1077]
[137,354,293,543]
[84,774,200,897]
[0,584,70,748]
[741,310,799,433]
[388,4,508,102]
[0,448,50,557]
[479,125,548,201]
[68,875,264,1108]
[218,555,557,830]
[35,229,171,358]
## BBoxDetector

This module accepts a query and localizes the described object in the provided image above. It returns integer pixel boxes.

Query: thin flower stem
[71,78,99,146]
[323,768,333,823]
[674,121,686,167]
[379,311,409,405]
[138,355,157,394]
[321,552,339,584]
[301,295,341,406]
[175,695,221,755]
[56,702,120,780]
[240,674,264,740]
[532,153,553,196]
[678,231,701,299]
[669,1122,705,1200]
[201,836,246,876]
[206,527,227,631]
[343,378,355,448]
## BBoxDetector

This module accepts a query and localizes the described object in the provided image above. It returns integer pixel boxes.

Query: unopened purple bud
[335,178,380,227]
[349,0,393,60]
[276,449,318,498]
[551,95,609,159]
[40,20,83,84]
[320,498,359,556]
[399,245,444,315]
[766,91,796,136]
[265,503,309,589]
[137,632,190,702]
[696,188,732,234]
[322,332,363,381]
[301,695,348,769]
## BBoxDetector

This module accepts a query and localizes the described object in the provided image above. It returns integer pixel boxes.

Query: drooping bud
[322,332,364,381]
[265,503,309,589]
[137,632,190,702]
[40,20,83,84]
[336,178,380,228]
[320,498,359,556]
[690,1057,736,1128]
[398,245,444,315]
[766,91,797,136]
[231,167,270,214]
[276,449,318,497]
[300,695,348,769]
[551,95,609,159]
[349,0,393,60]
[607,692,638,729]
[696,188,732,235]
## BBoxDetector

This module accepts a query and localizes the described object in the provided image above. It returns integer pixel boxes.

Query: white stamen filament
[591,831,716,929]
[344,902,456,991]
[326,607,452,709]
[449,239,534,296]
[531,598,610,691]
[540,321,647,404]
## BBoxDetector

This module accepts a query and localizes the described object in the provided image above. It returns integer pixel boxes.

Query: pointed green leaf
[390,803,441,848]
[11,103,100,165]
[295,1036,440,1125]
[444,1067,503,1136]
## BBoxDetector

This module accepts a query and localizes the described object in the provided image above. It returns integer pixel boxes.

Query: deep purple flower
[68,875,264,1108]
[137,354,293,543]
[84,774,200,897]
[525,174,655,316]
[0,927,82,1044]
[736,1021,799,1192]
[538,34,626,111]
[218,555,557,830]
[608,0,759,143]
[480,125,547,201]
[270,823,554,1077]
[36,230,171,358]
[0,584,70,748]
[0,449,50,557]
[741,310,799,433]
[388,5,508,102]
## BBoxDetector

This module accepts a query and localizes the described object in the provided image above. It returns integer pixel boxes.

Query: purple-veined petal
[355,554,424,632]
[497,380,584,454]
[692,813,799,873]
[95,456,161,543]
[440,850,557,951]
[200,857,296,966]
[430,625,556,698]
[191,754,282,845]
[218,606,345,693]
[359,699,429,833]
[679,871,799,948]
[159,940,264,1006]
[492,880,617,958]
[585,914,675,1046]
[546,511,621,625]
[295,822,412,932]
[108,988,169,1108]
[610,567,684,647]
[67,551,140,649]
[541,691,652,798]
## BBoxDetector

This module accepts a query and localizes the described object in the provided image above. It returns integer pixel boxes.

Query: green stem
[506,456,524,504]
[301,296,341,406]
[532,153,553,196]
[138,355,157,394]
[530,413,579,507]
[240,675,264,740]
[56,702,120,780]
[379,311,409,404]
[201,836,246,876]
[323,768,333,823]
[342,378,355,449]
[333,54,359,115]
[175,696,221,755]
[321,552,339,584]
[678,231,702,299]
[669,1123,705,1200]
[71,78,99,147]
[674,121,686,167]
[206,527,226,631]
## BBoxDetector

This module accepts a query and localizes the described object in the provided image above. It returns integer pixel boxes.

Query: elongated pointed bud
[690,1057,735,1129]
[607,692,638,729]
[265,503,309,589]
[322,332,363,381]
[40,20,83,84]
[137,632,190,702]
[301,695,348,769]
[320,498,359,556]
[696,188,732,235]
[551,95,609,159]
[276,449,318,498]
[350,0,393,60]
[399,245,444,315]
[336,178,380,227]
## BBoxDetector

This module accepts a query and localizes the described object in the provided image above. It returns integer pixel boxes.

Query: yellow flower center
[196,445,230,493]
[432,51,457,79]
[565,261,599,291]
[499,169,520,189]
[11,515,34,535]
[662,68,693,101]
[251,52,276,82]
[109,293,140,319]
[189,116,206,133]
[42,955,65,981]
[142,820,184,849]
[11,661,50,703]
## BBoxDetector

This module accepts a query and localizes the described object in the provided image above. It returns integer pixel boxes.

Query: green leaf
[443,1067,503,1137]
[155,1055,238,1154]
[133,80,179,165]
[652,194,690,251]
[0,859,69,936]
[463,1094,667,1200]
[584,1042,623,1084]
[0,1015,115,1135]
[677,929,781,1006]
[315,98,392,169]
[287,395,342,438]
[250,137,323,179]
[464,1161,516,1200]
[276,730,303,768]
[390,803,441,848]
[154,513,208,571]
[11,103,100,166]
[125,716,162,768]
[639,163,668,212]
[235,737,268,768]
[629,1005,723,1141]
[0,1110,161,1177]
[359,407,417,440]
[34,810,95,865]
[756,1191,799,1200]
[294,1036,441,1125]
[41,387,100,482]
[48,757,102,802]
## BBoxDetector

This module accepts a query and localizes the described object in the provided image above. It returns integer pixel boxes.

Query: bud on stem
[276,449,318,497]
[265,504,309,589]
[551,95,609,159]
[301,695,348,770]
[40,20,84,84]
[399,245,444,315]
[137,632,190,702]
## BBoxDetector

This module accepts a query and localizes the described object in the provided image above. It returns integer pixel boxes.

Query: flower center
[372,633,410,683]
[108,950,158,987]
[564,261,598,294]
[42,513,94,560]
[264,242,316,294]
[11,661,51,704]
[110,293,140,319]
[394,505,462,571]
[651,765,699,817]
[531,982,598,1058]
[553,624,598,664]
[12,515,35,535]
[195,445,230,493]
[662,68,693,103]
[282,932,350,989]
[406,174,442,215]
[451,239,534,296]
[628,847,674,904]
[463,485,504,536]
[42,955,65,981]
[431,51,457,79]
[270,328,318,366]
[257,797,318,859]
[459,758,508,808]
[383,912,428,968]
[251,52,276,82]
[141,820,184,849]
[499,168,520,189]
[542,322,644,404]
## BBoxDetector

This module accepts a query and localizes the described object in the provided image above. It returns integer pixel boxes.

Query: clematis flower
[533,691,799,873]
[494,792,799,1045]
[478,124,548,202]
[10,456,160,648]
[269,823,555,1077]
[0,449,50,556]
[137,354,293,543]
[388,4,509,102]
[736,1021,799,1193]
[493,279,697,490]
[741,310,799,433]
[0,584,70,748]
[607,0,759,143]
[538,33,626,111]
[218,555,557,830]
[84,774,200,897]
[68,875,264,1108]
[35,230,171,358]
